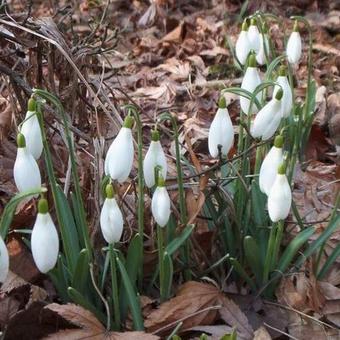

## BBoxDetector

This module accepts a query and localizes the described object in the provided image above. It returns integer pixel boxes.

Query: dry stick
[0,17,122,130]
[263,322,299,340]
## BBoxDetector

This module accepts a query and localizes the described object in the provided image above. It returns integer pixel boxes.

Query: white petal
[273,76,293,118]
[286,32,302,64]
[20,111,43,160]
[236,31,251,65]
[100,198,124,244]
[251,98,281,139]
[151,187,171,227]
[259,146,283,195]
[268,174,292,222]
[208,108,234,158]
[248,25,260,53]
[240,67,262,114]
[31,213,59,273]
[143,141,167,188]
[256,34,269,65]
[0,236,9,283]
[105,128,134,183]
[13,148,41,195]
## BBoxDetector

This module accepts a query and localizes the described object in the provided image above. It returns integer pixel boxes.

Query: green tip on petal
[293,20,299,32]
[248,53,257,68]
[274,135,284,148]
[277,163,286,175]
[38,198,49,214]
[275,88,283,101]
[123,115,134,129]
[28,97,37,112]
[278,65,287,76]
[151,129,160,141]
[105,183,115,199]
[17,133,26,148]
[218,96,226,109]
[157,174,166,187]
[241,21,248,31]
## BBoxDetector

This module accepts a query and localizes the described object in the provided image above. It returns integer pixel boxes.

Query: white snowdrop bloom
[240,54,262,115]
[256,32,269,65]
[100,184,124,244]
[251,89,283,140]
[151,176,171,227]
[259,135,284,195]
[208,96,234,158]
[248,18,260,53]
[273,66,293,118]
[105,116,134,183]
[286,21,302,65]
[236,21,251,65]
[31,199,59,273]
[0,236,9,283]
[13,133,41,195]
[20,98,43,160]
[268,164,292,222]
[143,130,167,188]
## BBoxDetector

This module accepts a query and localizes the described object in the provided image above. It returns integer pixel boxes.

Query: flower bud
[0,236,9,283]
[151,175,171,227]
[31,198,59,273]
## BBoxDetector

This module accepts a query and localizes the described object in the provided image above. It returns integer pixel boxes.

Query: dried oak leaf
[44,303,159,340]
[145,281,221,334]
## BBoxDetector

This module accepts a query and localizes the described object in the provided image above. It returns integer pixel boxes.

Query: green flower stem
[262,222,278,283]
[157,225,166,303]
[109,243,121,330]
[125,104,145,286]
[271,220,284,270]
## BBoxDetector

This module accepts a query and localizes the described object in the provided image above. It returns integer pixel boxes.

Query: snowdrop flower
[105,115,134,183]
[259,135,284,195]
[251,89,283,140]
[100,183,124,244]
[13,133,41,195]
[31,198,59,273]
[151,175,171,227]
[240,53,262,114]
[286,21,302,65]
[143,129,167,188]
[248,18,260,53]
[236,21,251,65]
[0,236,9,283]
[20,98,43,160]
[256,24,270,65]
[208,96,234,158]
[273,66,293,118]
[268,163,292,222]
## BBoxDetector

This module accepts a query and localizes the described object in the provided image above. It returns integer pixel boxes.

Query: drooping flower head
[248,18,260,53]
[273,65,293,118]
[151,175,171,228]
[208,96,234,158]
[256,23,270,65]
[0,236,9,283]
[100,183,124,244]
[286,20,302,65]
[143,129,167,188]
[236,20,251,65]
[31,198,59,273]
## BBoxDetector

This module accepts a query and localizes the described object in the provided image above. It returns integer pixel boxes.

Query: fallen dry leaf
[253,326,272,340]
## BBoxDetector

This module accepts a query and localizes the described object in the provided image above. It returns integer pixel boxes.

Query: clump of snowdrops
[1,11,339,332]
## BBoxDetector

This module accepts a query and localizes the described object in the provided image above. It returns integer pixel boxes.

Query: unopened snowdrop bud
[251,89,283,140]
[256,24,270,65]
[208,96,234,158]
[100,183,124,244]
[236,21,251,65]
[20,98,43,160]
[105,115,134,183]
[268,163,292,222]
[151,175,171,227]
[31,198,59,273]
[248,18,261,53]
[286,21,302,65]
[259,135,284,195]
[240,53,262,114]
[0,236,9,283]
[143,129,167,188]
[273,66,293,118]
[14,133,41,194]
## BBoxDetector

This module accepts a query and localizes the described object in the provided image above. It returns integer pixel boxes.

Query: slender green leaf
[166,224,195,256]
